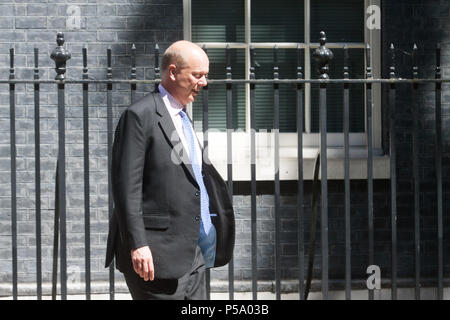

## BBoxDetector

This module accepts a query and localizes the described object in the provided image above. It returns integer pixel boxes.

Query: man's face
[169,51,209,106]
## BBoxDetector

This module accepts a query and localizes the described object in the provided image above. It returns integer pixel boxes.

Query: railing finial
[154,44,160,80]
[50,32,71,81]
[343,44,349,79]
[297,43,303,80]
[273,44,279,80]
[250,45,255,80]
[226,44,231,80]
[312,31,333,79]
[366,43,372,79]
[412,43,418,79]
[389,43,395,79]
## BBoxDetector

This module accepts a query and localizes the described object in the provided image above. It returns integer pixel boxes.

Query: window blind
[191,0,365,133]
[192,49,246,131]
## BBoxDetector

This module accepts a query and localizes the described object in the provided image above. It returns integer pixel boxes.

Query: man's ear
[168,64,177,81]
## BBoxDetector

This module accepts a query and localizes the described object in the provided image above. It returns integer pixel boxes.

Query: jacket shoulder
[126,92,159,118]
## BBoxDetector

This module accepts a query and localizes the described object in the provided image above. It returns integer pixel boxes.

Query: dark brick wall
[210,180,392,283]
[380,0,450,280]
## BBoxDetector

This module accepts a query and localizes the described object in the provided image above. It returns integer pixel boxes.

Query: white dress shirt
[158,84,202,166]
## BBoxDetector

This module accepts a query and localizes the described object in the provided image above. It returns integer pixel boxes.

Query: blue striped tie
[179,110,213,235]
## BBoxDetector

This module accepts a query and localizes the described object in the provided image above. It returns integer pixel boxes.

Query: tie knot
[180,109,187,118]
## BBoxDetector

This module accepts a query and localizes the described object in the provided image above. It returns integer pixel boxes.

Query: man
[105,40,235,300]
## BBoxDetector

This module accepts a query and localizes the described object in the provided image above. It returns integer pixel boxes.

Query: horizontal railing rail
[1,78,449,84]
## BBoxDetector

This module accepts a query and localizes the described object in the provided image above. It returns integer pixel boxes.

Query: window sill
[209,149,390,181]
[199,132,389,180]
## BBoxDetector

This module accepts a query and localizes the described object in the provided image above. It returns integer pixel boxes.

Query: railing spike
[412,44,418,79]
[366,43,372,79]
[226,44,231,80]
[154,43,160,90]
[343,44,349,79]
[389,43,395,79]
[273,44,279,80]
[297,44,303,80]
[250,45,255,80]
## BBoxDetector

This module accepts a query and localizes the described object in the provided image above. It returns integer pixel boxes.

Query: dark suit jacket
[105,91,235,279]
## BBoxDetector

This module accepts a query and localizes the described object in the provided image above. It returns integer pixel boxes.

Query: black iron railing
[1,31,449,300]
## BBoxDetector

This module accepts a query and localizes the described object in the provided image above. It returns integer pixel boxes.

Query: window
[184,0,384,180]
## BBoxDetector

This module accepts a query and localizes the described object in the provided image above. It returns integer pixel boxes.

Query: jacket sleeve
[111,108,148,250]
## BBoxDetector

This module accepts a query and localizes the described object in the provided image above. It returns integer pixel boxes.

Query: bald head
[161,40,207,73]
[160,40,209,106]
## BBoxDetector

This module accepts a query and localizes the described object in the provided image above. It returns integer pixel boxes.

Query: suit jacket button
[195,190,200,196]
[194,216,200,221]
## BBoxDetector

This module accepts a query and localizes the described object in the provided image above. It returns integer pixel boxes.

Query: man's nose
[198,75,207,86]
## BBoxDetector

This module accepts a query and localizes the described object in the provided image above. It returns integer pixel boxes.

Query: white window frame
[184,0,388,180]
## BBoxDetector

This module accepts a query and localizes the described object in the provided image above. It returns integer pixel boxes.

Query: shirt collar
[158,84,185,116]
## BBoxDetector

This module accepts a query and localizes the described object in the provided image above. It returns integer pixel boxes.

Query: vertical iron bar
[82,47,91,300]
[296,44,305,300]
[131,44,136,103]
[154,44,160,92]
[412,44,421,300]
[225,44,235,300]
[202,45,211,300]
[273,44,281,300]
[9,47,18,300]
[202,45,209,153]
[52,168,59,300]
[107,47,115,300]
[319,80,328,300]
[250,45,258,300]
[366,44,374,301]
[58,82,67,300]
[343,44,351,300]
[435,43,443,300]
[34,48,42,300]
[389,43,397,300]
[50,32,71,300]
[312,31,332,300]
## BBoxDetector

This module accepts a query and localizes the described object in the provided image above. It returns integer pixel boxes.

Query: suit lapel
[153,92,197,184]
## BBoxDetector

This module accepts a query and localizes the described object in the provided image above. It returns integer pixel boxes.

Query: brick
[97,31,116,42]
[94,0,127,3]
[0,4,14,16]
[117,4,165,16]
[0,31,26,42]
[15,17,47,29]
[14,5,26,16]
[64,31,97,42]
[26,31,55,42]
[164,5,182,16]
[47,17,66,30]
[97,5,116,16]
[26,4,48,16]
[0,17,14,29]
[15,0,48,3]
[57,4,97,17]
[117,31,155,43]
[87,16,126,30]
